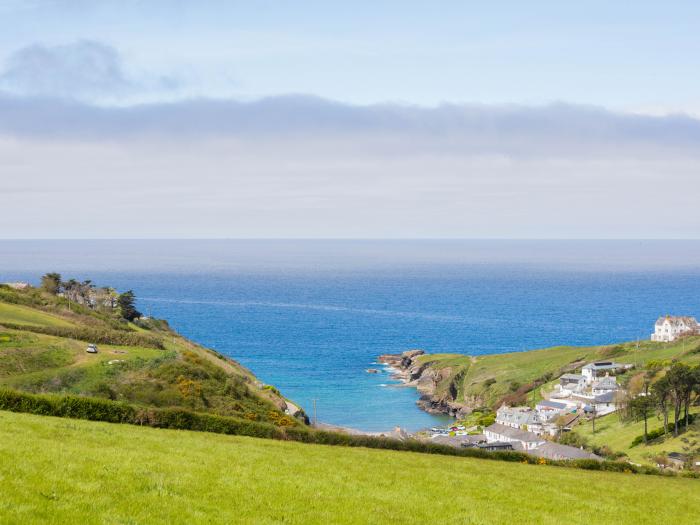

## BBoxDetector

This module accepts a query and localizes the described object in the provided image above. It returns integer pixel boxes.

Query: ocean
[1,239,699,431]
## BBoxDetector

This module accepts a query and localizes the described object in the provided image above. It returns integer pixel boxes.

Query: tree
[665,363,694,436]
[117,290,141,321]
[40,273,62,294]
[652,375,671,435]
[629,392,654,444]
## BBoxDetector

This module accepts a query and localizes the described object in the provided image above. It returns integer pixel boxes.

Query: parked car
[86,344,98,354]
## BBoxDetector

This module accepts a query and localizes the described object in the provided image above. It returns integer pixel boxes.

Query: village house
[591,375,619,396]
[2,282,30,290]
[535,400,569,421]
[581,361,628,385]
[484,423,546,450]
[495,405,543,433]
[528,442,601,461]
[558,373,586,393]
[651,315,699,342]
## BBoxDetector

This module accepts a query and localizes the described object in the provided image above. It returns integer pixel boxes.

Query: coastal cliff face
[378,350,475,417]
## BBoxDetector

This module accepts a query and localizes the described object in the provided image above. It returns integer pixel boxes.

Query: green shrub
[0,323,164,349]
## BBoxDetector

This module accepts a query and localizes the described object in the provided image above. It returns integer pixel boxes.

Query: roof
[656,316,698,327]
[529,442,601,461]
[496,406,540,427]
[485,423,543,443]
[536,400,568,410]
[431,434,485,448]
[594,391,615,403]
[592,377,619,390]
[667,452,688,461]
[560,373,585,382]
[582,361,624,371]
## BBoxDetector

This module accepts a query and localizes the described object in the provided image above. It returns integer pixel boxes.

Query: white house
[581,361,627,385]
[535,400,569,421]
[591,375,619,396]
[559,373,586,393]
[651,316,699,342]
[484,423,546,450]
[495,405,540,429]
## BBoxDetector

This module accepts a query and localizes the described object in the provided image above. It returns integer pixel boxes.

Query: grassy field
[1,410,698,525]
[0,302,74,328]
[574,407,700,466]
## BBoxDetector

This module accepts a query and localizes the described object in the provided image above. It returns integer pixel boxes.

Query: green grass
[573,408,700,466]
[0,410,698,525]
[0,302,74,328]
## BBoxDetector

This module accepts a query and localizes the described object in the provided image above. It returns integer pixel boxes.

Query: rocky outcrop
[378,350,473,418]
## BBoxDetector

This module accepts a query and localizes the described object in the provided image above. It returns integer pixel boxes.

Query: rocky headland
[378,349,473,418]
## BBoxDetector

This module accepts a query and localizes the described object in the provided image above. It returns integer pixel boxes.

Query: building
[651,316,699,342]
[559,373,586,392]
[528,442,601,461]
[484,423,546,450]
[495,405,541,429]
[535,400,569,421]
[591,376,619,395]
[431,434,486,448]
[2,282,30,290]
[581,361,627,384]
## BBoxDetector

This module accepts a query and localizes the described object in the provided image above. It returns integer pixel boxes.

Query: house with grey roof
[651,315,699,342]
[581,361,628,385]
[535,400,569,421]
[484,423,546,450]
[495,405,545,434]
[529,442,601,462]
[559,373,586,392]
[592,376,619,395]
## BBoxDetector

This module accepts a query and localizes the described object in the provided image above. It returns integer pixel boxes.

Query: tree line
[40,273,142,322]
[624,360,700,444]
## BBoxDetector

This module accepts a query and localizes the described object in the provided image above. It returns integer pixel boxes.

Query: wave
[140,296,471,323]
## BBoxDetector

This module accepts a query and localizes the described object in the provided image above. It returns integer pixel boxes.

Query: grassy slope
[574,407,700,465]
[0,302,74,328]
[1,411,698,525]
[419,337,700,408]
[0,286,299,426]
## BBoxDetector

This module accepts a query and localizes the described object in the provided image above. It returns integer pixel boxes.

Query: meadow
[1,410,699,525]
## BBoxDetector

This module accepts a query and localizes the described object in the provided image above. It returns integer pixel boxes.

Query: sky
[0,1,699,238]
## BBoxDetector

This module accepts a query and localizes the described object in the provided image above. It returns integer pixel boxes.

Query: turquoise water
[1,240,699,431]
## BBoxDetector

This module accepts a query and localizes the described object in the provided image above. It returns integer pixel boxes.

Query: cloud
[0,40,134,100]
[0,94,698,160]
[0,40,181,102]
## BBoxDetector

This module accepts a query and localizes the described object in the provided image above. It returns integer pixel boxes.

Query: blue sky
[1,1,699,111]
[0,1,699,238]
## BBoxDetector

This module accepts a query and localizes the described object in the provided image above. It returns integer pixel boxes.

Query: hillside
[0,281,305,427]
[382,337,700,416]
[1,410,698,525]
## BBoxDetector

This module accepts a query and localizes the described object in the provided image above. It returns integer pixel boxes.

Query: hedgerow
[0,323,164,349]
[0,388,684,477]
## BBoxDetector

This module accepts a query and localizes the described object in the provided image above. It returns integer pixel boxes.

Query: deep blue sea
[2,240,700,431]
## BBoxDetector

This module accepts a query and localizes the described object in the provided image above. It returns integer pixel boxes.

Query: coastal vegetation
[2,410,699,525]
[0,278,303,427]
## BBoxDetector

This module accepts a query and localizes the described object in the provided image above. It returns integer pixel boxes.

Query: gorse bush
[0,388,681,477]
[0,323,164,349]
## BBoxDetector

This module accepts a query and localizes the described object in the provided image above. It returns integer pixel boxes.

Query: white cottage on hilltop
[651,316,699,343]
